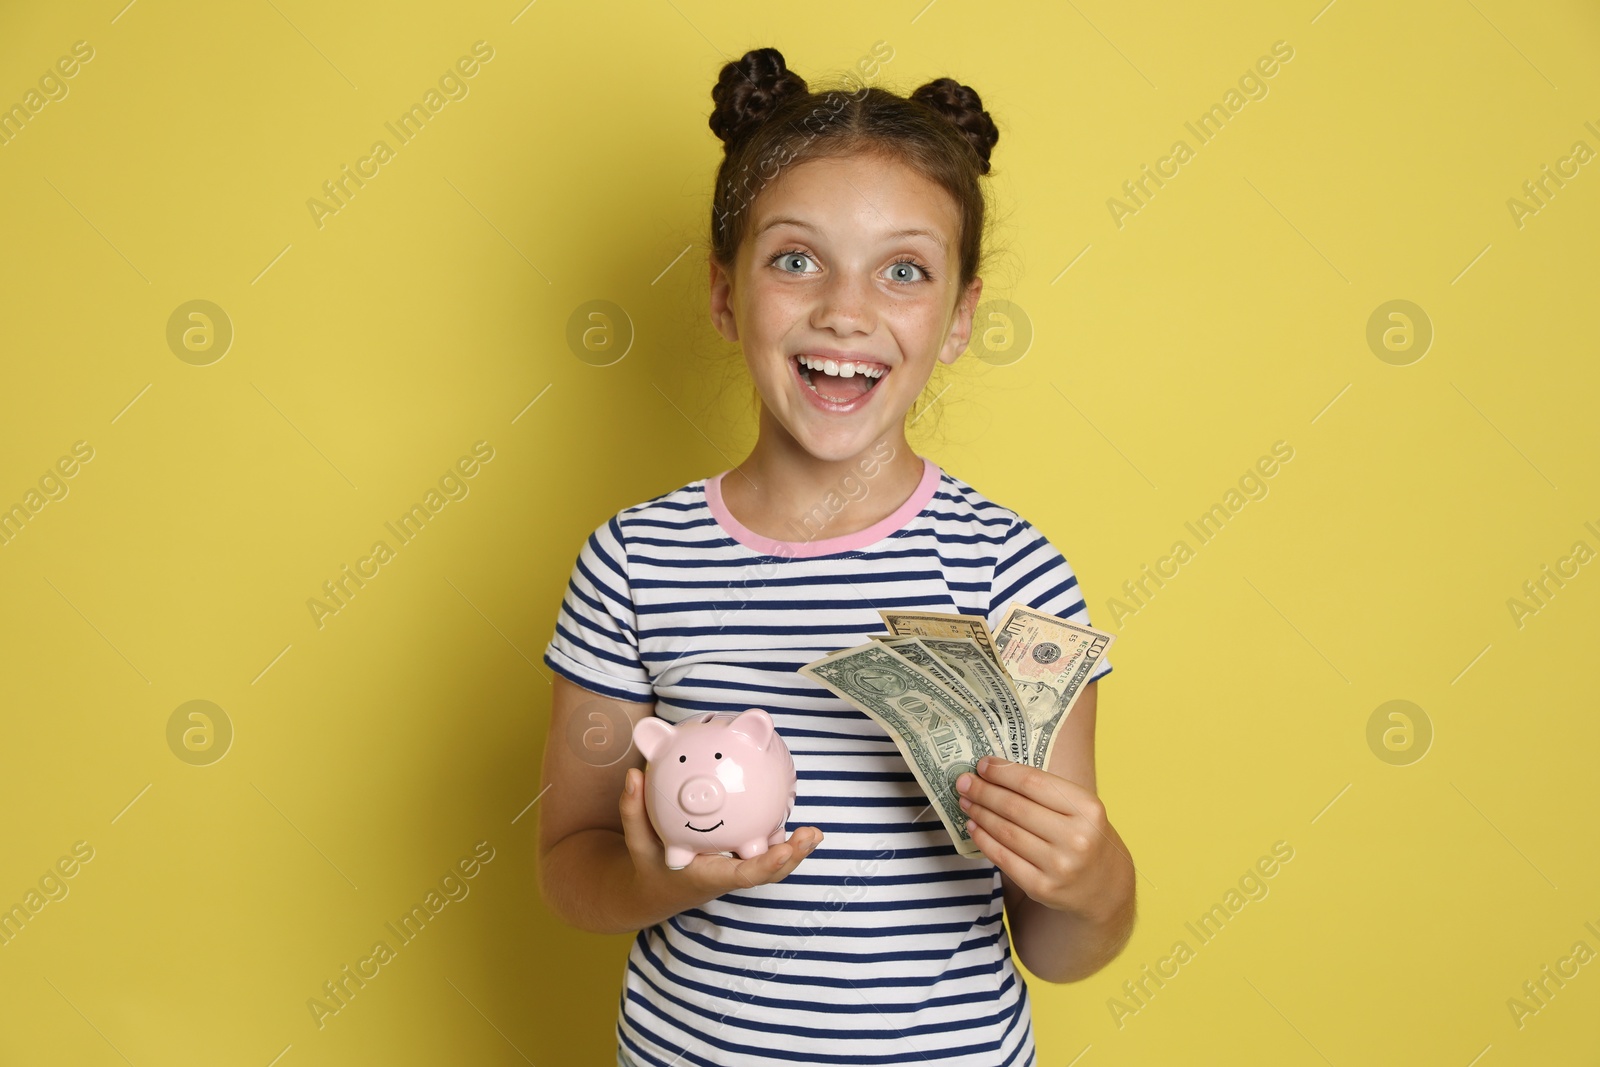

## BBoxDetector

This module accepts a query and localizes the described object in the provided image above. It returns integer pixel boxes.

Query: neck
[721,410,925,543]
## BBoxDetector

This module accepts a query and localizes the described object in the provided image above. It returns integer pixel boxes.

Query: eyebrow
[754,215,948,251]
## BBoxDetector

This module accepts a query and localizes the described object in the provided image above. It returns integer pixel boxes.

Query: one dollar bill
[872,637,999,748]
[905,636,1030,766]
[798,642,995,858]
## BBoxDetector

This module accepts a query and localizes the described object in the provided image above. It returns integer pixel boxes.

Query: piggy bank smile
[686,820,725,833]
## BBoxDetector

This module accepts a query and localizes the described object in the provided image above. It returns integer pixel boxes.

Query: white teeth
[796,354,885,379]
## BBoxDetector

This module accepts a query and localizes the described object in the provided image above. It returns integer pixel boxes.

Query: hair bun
[709,47,809,149]
[911,77,999,174]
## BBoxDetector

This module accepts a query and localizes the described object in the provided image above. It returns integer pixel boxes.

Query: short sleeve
[986,516,1112,683]
[542,515,656,702]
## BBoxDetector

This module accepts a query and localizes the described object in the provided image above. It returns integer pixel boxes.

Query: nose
[811,271,873,335]
[677,776,725,816]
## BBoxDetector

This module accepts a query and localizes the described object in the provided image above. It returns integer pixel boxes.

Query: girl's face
[709,152,982,465]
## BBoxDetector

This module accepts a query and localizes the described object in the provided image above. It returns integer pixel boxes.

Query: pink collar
[704,457,941,558]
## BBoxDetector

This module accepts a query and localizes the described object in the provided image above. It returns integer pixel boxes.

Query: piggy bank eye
[678,755,686,762]
[715,752,722,759]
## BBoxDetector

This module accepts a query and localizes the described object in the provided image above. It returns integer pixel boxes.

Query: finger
[680,855,747,896]
[618,769,664,861]
[787,826,824,850]
[749,826,821,867]
[714,847,781,891]
[767,829,823,881]
[675,823,826,891]
[963,798,1058,873]
[958,773,1064,842]
[972,757,1103,820]
[731,827,822,887]
[966,811,1048,895]
[749,846,798,884]
[619,767,650,822]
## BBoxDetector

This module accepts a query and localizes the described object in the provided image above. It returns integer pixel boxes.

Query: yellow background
[1,0,1596,1063]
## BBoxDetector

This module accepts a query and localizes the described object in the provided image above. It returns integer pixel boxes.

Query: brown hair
[707,46,999,296]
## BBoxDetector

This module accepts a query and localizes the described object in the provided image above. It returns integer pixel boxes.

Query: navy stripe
[667,920,1002,964]
[543,655,651,703]
[714,887,1002,914]
[672,908,1004,940]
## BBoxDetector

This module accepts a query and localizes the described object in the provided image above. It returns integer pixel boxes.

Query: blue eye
[886,258,931,283]
[771,249,817,274]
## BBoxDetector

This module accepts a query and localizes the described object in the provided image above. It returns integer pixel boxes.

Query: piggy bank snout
[677,775,725,816]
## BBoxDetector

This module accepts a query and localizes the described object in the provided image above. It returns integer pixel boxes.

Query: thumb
[619,768,663,858]
[618,767,644,820]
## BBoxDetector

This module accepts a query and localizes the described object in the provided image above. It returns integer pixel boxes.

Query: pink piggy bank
[632,708,797,870]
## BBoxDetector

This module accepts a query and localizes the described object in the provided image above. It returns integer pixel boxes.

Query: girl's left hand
[956,755,1130,919]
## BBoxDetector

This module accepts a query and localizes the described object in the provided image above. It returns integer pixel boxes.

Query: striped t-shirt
[543,455,1113,1067]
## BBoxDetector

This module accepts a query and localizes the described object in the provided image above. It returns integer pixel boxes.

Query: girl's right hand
[618,766,824,900]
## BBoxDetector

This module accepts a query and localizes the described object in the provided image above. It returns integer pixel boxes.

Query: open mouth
[685,819,725,833]
[793,353,888,407]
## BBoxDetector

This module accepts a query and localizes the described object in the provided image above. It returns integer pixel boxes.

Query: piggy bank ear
[633,717,675,762]
[728,708,776,751]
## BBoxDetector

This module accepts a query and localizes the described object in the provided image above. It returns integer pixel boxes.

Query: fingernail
[626,774,636,795]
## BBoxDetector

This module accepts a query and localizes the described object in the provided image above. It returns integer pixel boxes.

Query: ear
[632,717,676,762]
[727,708,775,751]
[708,256,740,344]
[938,275,984,366]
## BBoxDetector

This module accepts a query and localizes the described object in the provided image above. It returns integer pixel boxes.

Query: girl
[539,46,1136,1067]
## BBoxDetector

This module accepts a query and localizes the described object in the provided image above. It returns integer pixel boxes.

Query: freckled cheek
[769,301,814,333]
[882,306,943,362]
[747,287,809,336]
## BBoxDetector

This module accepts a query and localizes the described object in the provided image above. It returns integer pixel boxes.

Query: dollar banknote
[873,636,1001,751]
[993,605,1114,768]
[798,642,995,859]
[906,636,1030,765]
[878,609,1003,665]
[879,611,1037,764]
